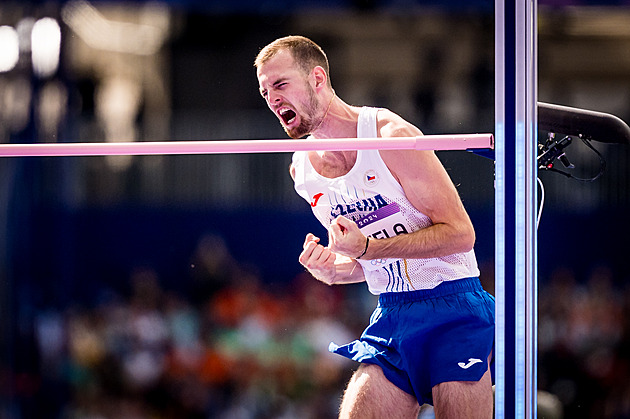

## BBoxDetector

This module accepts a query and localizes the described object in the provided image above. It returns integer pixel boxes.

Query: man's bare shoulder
[375,108,430,178]
[376,108,423,138]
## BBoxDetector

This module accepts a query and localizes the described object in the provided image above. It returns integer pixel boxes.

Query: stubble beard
[284,86,324,139]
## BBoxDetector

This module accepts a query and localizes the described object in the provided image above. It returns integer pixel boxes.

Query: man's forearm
[311,255,365,285]
[363,222,474,261]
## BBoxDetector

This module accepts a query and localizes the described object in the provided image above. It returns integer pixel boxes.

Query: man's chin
[284,125,310,139]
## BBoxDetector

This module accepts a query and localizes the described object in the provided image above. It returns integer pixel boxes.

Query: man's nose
[268,90,282,105]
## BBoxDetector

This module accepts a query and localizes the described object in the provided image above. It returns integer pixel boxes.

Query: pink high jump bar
[0,134,493,157]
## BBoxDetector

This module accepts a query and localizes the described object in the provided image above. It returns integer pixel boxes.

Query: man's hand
[328,216,369,259]
[298,230,367,285]
[298,233,338,284]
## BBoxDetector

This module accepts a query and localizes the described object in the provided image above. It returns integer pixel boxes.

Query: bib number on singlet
[354,202,410,271]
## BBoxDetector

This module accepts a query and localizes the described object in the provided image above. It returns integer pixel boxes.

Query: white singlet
[291,107,480,295]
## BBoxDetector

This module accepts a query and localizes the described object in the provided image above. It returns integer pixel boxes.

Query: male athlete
[255,35,495,418]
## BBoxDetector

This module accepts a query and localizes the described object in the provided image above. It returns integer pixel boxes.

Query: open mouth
[279,108,296,125]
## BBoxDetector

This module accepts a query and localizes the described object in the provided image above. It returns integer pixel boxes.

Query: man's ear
[312,66,328,90]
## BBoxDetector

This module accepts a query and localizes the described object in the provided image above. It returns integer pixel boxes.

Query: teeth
[278,108,296,124]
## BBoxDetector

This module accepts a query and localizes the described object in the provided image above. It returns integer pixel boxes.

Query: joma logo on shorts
[458,358,482,369]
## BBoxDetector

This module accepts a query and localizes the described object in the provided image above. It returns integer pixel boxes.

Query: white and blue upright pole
[494,0,538,417]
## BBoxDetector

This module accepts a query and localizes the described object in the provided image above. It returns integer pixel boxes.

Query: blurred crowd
[10,234,373,419]
[539,265,630,418]
[6,233,630,418]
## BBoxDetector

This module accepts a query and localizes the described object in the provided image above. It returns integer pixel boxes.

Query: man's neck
[310,98,361,140]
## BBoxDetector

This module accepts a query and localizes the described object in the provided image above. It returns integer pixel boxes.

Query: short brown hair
[255,35,331,86]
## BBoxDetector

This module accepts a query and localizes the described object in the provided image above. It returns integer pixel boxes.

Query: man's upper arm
[376,111,474,237]
[384,151,468,223]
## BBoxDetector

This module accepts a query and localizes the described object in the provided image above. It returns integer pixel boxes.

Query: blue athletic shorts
[329,277,495,406]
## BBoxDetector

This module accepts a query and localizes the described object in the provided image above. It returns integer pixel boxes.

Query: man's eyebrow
[260,77,289,96]
[272,77,289,87]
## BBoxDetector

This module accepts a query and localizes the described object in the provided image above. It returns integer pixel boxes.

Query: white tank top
[292,107,479,294]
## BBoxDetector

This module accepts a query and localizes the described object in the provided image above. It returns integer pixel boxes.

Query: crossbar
[0,134,494,157]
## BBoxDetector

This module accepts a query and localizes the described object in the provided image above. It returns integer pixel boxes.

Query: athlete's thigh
[339,363,420,419]
[431,366,493,419]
